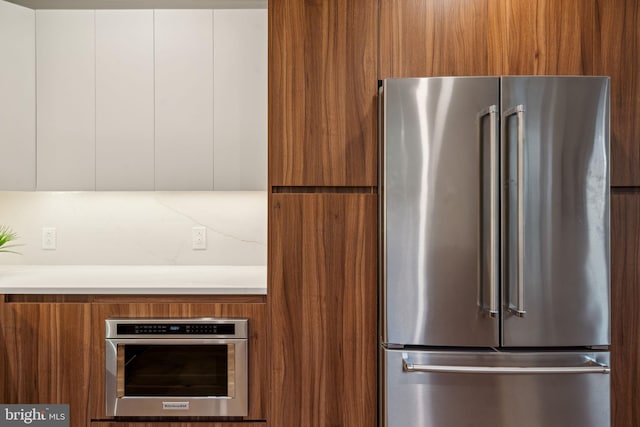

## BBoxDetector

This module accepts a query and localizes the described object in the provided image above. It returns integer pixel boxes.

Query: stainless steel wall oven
[105,318,248,417]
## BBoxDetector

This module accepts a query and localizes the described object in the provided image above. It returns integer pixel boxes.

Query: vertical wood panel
[504,0,594,75]
[269,0,377,186]
[270,193,377,427]
[379,0,502,79]
[487,0,507,76]
[268,0,305,186]
[380,0,597,77]
[595,0,640,186]
[611,193,640,427]
[0,303,91,427]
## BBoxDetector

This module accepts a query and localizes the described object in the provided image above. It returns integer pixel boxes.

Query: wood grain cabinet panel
[595,0,640,186]
[0,302,91,427]
[269,0,377,186]
[611,193,640,427]
[379,0,504,78]
[380,0,596,77]
[270,193,377,427]
[89,302,267,421]
[503,0,595,75]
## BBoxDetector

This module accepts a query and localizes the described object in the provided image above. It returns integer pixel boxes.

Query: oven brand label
[162,402,190,410]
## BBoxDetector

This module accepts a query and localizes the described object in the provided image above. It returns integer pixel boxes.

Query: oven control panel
[106,318,248,338]
[117,323,235,335]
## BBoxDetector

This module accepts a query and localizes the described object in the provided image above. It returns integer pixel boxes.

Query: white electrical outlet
[192,226,207,250]
[42,227,57,250]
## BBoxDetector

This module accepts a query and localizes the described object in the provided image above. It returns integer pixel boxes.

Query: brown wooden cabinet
[611,192,640,426]
[502,0,595,75]
[595,0,640,186]
[0,296,267,427]
[268,0,377,187]
[380,0,595,79]
[380,0,504,78]
[89,298,268,422]
[269,193,377,427]
[0,301,91,427]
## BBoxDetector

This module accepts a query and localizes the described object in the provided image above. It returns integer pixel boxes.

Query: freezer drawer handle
[504,104,527,317]
[402,356,610,375]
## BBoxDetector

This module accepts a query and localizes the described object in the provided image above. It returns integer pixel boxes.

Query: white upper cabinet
[213,9,267,190]
[2,5,267,191]
[154,10,214,191]
[0,1,35,190]
[95,10,154,190]
[36,10,95,190]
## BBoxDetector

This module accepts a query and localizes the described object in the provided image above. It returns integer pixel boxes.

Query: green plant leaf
[0,225,21,255]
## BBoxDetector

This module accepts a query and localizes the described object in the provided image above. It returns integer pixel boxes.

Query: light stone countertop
[0,265,267,295]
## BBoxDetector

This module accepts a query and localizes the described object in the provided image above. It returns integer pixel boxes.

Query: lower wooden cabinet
[89,298,268,422]
[611,193,640,426]
[269,193,377,427]
[0,301,92,426]
[0,296,267,427]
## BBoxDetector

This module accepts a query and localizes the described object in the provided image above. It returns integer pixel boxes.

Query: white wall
[0,191,266,266]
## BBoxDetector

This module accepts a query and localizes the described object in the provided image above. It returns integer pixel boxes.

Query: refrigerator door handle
[477,105,499,318]
[402,354,610,375]
[504,104,527,317]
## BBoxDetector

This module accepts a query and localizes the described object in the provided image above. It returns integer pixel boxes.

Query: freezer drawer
[382,348,610,427]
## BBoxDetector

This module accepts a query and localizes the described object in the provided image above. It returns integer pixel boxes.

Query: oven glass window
[122,345,230,396]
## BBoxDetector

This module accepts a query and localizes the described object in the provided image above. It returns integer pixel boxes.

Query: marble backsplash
[0,191,266,266]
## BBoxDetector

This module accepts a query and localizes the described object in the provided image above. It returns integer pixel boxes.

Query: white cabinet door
[95,10,154,190]
[213,9,267,190]
[154,10,214,190]
[36,10,95,190]
[0,1,35,190]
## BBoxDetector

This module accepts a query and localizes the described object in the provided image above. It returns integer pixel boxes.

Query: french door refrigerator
[380,76,611,427]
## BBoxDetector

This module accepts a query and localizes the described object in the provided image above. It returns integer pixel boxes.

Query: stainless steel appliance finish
[501,77,610,347]
[105,318,248,418]
[382,349,611,427]
[382,77,500,347]
[380,76,611,427]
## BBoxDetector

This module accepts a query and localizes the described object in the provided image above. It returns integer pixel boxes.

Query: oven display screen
[117,323,236,335]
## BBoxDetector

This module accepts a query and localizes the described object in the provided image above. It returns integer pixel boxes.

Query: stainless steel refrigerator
[379,76,611,427]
